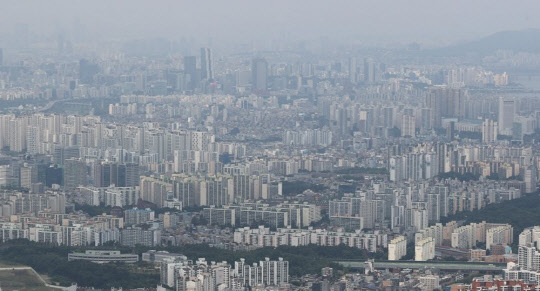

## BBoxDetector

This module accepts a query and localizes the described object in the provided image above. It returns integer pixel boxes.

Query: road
[337,260,506,271]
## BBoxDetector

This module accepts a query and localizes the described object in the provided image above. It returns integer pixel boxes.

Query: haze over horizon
[1,1,540,290]
[0,0,539,50]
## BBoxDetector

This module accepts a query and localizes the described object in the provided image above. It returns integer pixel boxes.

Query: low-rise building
[68,250,138,264]
[142,250,188,263]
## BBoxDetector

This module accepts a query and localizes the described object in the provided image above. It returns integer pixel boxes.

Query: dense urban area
[1,4,540,290]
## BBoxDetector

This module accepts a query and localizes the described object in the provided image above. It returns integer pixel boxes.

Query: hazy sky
[1,0,539,47]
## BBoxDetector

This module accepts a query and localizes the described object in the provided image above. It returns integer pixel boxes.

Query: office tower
[124,163,140,187]
[419,108,432,131]
[425,87,466,129]
[252,58,268,92]
[435,186,449,218]
[200,48,213,80]
[166,70,183,92]
[382,107,395,128]
[0,48,3,66]
[79,59,99,84]
[498,98,515,135]
[0,165,16,187]
[427,194,440,222]
[95,162,140,188]
[20,164,38,189]
[446,121,455,141]
[348,57,357,83]
[53,146,80,165]
[45,165,63,187]
[184,56,197,75]
[183,56,198,90]
[63,159,87,188]
[512,122,523,142]
[94,163,109,187]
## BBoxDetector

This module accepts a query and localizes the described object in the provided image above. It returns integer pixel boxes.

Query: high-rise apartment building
[124,208,155,226]
[415,237,435,261]
[425,87,466,129]
[401,115,416,138]
[482,119,498,143]
[364,58,377,83]
[388,235,407,260]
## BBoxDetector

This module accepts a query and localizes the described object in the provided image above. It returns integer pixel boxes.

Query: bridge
[336,260,506,272]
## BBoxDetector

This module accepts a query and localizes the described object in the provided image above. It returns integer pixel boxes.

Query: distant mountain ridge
[428,28,540,56]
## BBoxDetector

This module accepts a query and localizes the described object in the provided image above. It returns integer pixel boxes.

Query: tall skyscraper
[364,58,376,83]
[64,158,87,188]
[79,59,99,84]
[498,98,516,135]
[183,56,197,76]
[446,121,455,141]
[183,56,199,91]
[512,122,523,142]
[348,57,357,83]
[252,58,268,93]
[200,48,213,80]
[0,48,3,66]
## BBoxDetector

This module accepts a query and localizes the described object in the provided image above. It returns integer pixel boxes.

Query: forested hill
[441,193,540,238]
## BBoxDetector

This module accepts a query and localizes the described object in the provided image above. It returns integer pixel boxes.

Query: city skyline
[0,1,539,289]
[0,0,539,50]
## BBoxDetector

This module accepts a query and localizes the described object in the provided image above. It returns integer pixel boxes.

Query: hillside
[441,192,540,238]
[428,29,540,56]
